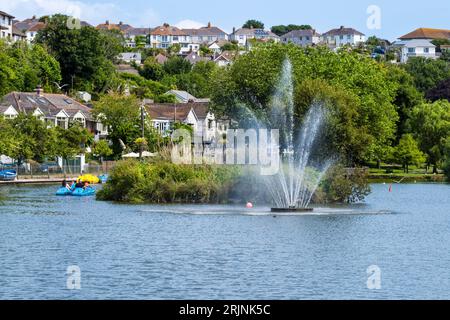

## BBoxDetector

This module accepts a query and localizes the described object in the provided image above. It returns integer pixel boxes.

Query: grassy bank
[368,168,446,183]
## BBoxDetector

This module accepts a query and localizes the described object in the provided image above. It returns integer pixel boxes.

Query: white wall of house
[281,35,321,47]
[0,13,13,39]
[400,43,437,63]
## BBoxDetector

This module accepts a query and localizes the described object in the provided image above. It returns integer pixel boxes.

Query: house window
[424,47,430,53]
[57,117,68,129]
[340,35,344,40]
[347,35,351,40]
[73,117,86,127]
[173,36,178,41]
[306,36,310,41]
[162,35,168,42]
[408,47,415,53]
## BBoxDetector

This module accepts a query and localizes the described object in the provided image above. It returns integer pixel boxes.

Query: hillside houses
[280,29,322,47]
[230,27,280,47]
[393,28,450,63]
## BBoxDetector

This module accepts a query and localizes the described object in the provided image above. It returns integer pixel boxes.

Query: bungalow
[0,10,14,40]
[281,29,321,47]
[230,27,280,47]
[0,87,107,140]
[399,28,450,41]
[322,26,366,47]
[208,39,230,54]
[183,22,228,44]
[25,22,45,42]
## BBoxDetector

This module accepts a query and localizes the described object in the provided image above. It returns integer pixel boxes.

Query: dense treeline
[209,43,450,176]
[1,15,449,181]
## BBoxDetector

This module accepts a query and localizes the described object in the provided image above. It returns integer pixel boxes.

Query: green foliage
[394,134,425,173]
[93,94,141,157]
[92,139,113,160]
[442,137,450,181]
[426,78,450,102]
[0,114,92,164]
[0,40,61,96]
[163,56,192,75]
[139,57,164,81]
[211,43,399,165]
[242,20,264,29]
[403,57,450,93]
[35,14,122,94]
[319,166,371,203]
[97,160,241,203]
[386,65,424,139]
[93,94,164,157]
[406,100,450,172]
[220,42,239,51]
[271,24,312,36]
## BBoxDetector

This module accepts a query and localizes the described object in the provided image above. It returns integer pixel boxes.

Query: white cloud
[174,19,205,29]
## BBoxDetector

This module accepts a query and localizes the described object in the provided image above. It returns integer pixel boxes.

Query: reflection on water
[0,183,449,299]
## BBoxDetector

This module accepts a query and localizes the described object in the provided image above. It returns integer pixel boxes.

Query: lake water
[0,183,449,300]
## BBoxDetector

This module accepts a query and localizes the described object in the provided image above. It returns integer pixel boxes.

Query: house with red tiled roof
[393,28,449,63]
[150,24,199,54]
[399,28,450,40]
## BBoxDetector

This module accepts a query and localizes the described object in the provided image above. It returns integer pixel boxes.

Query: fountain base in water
[271,207,314,213]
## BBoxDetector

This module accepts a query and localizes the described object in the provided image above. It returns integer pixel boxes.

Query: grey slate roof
[1,92,93,120]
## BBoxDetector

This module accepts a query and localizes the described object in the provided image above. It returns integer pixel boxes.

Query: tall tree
[394,134,425,173]
[406,100,450,173]
[35,14,120,94]
[242,20,264,29]
[271,24,312,36]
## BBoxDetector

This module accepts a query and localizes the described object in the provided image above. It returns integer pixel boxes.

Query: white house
[396,28,450,62]
[322,26,366,47]
[230,27,280,47]
[183,23,228,44]
[0,10,14,40]
[150,24,198,54]
[394,39,437,63]
[281,29,322,47]
[145,102,228,145]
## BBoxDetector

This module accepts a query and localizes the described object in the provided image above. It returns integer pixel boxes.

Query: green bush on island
[97,160,241,203]
[97,160,371,204]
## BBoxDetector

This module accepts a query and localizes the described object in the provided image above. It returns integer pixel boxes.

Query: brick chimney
[35,85,43,97]
[207,22,211,28]
[106,20,109,25]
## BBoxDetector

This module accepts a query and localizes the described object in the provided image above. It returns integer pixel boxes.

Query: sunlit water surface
[0,183,449,299]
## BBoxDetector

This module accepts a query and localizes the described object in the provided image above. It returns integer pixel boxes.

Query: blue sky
[1,0,449,40]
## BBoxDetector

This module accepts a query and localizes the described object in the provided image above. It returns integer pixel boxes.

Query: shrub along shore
[96,160,371,205]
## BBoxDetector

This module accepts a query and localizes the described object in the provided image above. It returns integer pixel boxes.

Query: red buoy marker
[246,202,253,209]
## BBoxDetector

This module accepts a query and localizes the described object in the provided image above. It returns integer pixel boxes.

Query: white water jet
[263,59,334,209]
